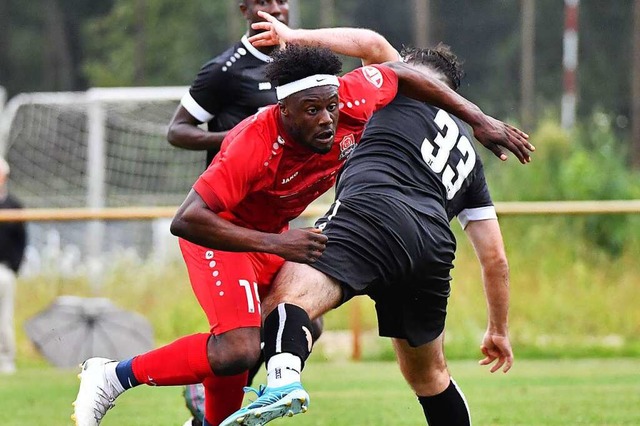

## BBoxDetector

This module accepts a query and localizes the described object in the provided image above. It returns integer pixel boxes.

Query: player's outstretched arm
[464,219,514,373]
[386,61,534,163]
[249,10,400,65]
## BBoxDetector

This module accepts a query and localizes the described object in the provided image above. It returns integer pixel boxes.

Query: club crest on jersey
[338,134,356,160]
[361,66,383,88]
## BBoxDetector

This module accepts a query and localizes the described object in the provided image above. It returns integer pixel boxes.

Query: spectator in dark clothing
[0,157,27,375]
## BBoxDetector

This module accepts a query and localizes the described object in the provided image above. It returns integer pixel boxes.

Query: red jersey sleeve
[193,121,272,212]
[337,64,399,121]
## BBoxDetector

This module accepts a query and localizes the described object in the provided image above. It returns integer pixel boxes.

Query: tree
[320,0,336,27]
[44,0,75,91]
[413,0,431,48]
[0,0,10,87]
[82,0,230,87]
[521,0,536,130]
[633,0,640,168]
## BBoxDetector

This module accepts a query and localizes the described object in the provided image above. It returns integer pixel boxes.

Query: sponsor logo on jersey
[281,171,299,185]
[259,82,272,91]
[361,66,383,88]
[338,134,356,160]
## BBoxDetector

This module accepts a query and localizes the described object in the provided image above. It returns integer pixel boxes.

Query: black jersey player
[168,0,289,168]
[224,44,515,426]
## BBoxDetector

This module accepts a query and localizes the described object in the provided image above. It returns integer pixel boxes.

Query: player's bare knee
[210,349,261,376]
[408,365,450,396]
[206,329,261,375]
[208,342,261,375]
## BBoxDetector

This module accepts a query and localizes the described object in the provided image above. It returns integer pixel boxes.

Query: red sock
[203,370,249,425]
[131,333,213,385]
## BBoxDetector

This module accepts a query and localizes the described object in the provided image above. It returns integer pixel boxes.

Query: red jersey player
[72,42,532,426]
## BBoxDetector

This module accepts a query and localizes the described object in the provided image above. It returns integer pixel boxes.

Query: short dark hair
[401,43,464,90]
[266,44,342,86]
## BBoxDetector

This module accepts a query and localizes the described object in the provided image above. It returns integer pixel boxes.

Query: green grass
[1,358,639,425]
[8,209,640,426]
[13,215,640,364]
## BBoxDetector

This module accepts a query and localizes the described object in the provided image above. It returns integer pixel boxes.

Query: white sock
[104,361,126,394]
[266,353,302,388]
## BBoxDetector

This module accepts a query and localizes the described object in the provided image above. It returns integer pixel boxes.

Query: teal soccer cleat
[219,382,310,426]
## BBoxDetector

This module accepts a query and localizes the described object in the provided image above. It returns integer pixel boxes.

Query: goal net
[0,87,205,273]
[1,87,201,208]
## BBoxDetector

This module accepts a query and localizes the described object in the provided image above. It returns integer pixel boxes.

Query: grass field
[7,207,640,425]
[1,358,639,425]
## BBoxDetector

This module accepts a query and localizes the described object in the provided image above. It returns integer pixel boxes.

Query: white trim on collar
[241,35,272,63]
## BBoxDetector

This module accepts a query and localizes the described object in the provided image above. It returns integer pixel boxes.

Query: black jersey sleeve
[186,59,232,121]
[454,159,497,228]
[463,160,493,208]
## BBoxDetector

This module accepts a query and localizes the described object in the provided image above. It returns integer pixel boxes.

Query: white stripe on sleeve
[457,206,497,229]
[181,92,214,123]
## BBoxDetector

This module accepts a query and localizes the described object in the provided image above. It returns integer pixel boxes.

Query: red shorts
[179,238,285,335]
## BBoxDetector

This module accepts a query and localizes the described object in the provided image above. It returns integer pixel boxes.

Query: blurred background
[0,0,639,364]
[1,0,640,138]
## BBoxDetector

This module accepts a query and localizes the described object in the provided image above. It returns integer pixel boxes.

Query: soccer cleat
[72,357,124,426]
[219,382,309,426]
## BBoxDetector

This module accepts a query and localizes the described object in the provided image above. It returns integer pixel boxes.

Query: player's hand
[479,331,514,373]
[274,227,328,263]
[249,11,292,49]
[472,115,534,164]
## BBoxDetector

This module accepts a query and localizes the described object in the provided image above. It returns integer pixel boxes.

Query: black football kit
[313,94,496,347]
[181,36,278,167]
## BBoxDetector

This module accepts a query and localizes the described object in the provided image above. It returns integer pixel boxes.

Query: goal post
[0,87,195,207]
[0,86,208,266]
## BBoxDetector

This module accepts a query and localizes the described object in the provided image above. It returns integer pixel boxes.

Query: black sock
[418,379,471,426]
[263,303,313,368]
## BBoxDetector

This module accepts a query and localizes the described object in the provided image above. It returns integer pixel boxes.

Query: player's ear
[278,101,288,116]
[239,1,248,17]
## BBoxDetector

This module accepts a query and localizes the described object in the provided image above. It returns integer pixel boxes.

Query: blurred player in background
[221,44,515,426]
[0,157,27,376]
[72,22,530,426]
[168,0,289,169]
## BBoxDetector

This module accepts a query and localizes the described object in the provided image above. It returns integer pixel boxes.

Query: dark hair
[400,43,465,90]
[266,44,342,86]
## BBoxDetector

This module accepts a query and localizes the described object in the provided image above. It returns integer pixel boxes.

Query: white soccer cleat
[71,357,124,426]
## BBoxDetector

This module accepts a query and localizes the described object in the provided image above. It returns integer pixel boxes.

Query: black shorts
[312,195,456,347]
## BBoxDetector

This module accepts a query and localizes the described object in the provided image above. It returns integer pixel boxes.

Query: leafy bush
[484,114,640,256]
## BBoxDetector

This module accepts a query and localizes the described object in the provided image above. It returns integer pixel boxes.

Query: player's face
[281,86,340,154]
[242,0,289,27]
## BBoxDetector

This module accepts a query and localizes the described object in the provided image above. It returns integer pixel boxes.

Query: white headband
[275,74,340,100]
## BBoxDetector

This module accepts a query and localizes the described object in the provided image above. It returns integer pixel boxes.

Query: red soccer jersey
[193,64,399,233]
